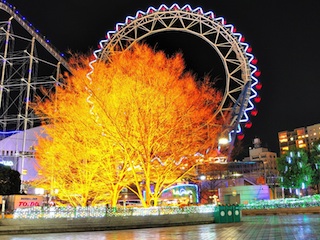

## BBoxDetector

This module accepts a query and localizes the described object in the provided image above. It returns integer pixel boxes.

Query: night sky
[5,0,320,157]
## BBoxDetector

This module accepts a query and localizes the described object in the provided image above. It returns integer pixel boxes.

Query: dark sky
[5,0,320,156]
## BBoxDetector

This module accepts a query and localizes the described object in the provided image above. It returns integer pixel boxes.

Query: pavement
[1,214,320,239]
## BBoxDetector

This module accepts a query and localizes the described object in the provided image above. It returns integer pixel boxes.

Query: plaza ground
[1,214,320,240]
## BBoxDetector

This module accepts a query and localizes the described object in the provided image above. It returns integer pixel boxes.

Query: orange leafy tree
[34,43,224,207]
[34,60,130,207]
[87,44,224,206]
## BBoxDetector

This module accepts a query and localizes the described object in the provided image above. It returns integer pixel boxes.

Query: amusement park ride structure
[0,2,261,180]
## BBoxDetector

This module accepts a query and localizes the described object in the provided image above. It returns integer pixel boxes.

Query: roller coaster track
[0,1,70,71]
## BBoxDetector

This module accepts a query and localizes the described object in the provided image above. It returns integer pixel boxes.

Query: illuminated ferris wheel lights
[146,7,156,13]
[136,10,144,18]
[237,133,245,141]
[115,23,124,31]
[245,99,256,114]
[255,82,262,90]
[159,6,166,11]
[246,46,253,53]
[215,17,227,25]
[169,3,180,11]
[204,11,215,19]
[254,70,261,77]
[182,5,192,12]
[193,7,204,14]
[158,4,169,11]
[254,95,261,103]
[245,121,253,129]
[251,108,258,117]
[125,16,135,24]
[251,58,258,65]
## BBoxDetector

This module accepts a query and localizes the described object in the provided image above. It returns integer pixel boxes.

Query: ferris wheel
[89,4,262,143]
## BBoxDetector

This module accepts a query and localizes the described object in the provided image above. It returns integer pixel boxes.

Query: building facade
[278,123,320,156]
[244,138,278,178]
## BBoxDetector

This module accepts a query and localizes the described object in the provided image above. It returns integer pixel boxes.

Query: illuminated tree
[310,139,320,193]
[35,62,130,207]
[34,44,224,207]
[277,148,312,196]
[88,44,223,206]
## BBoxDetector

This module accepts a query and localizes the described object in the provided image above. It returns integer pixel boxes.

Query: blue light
[0,130,21,134]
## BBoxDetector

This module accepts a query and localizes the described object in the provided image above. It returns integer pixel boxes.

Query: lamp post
[123,194,127,210]
[209,194,218,205]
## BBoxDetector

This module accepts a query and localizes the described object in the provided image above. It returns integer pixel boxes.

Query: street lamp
[218,137,229,145]
[199,175,206,181]
[124,194,127,210]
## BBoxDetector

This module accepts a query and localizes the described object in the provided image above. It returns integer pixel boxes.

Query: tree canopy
[34,43,224,207]
[0,164,21,195]
[309,139,320,193]
[277,148,313,194]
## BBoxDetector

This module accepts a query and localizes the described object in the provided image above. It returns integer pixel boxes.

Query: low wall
[243,207,320,216]
[0,213,214,235]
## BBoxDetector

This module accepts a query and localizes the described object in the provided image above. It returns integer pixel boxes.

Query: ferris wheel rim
[89,3,260,137]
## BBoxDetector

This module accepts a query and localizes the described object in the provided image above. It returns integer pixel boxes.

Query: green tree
[0,164,21,194]
[309,139,320,193]
[277,148,313,196]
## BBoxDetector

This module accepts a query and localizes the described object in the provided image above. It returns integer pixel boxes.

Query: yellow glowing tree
[87,44,223,206]
[35,61,130,207]
[35,43,224,207]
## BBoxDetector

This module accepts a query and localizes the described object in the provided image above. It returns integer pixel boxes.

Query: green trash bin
[214,206,220,223]
[214,205,227,223]
[226,205,234,223]
[233,205,241,222]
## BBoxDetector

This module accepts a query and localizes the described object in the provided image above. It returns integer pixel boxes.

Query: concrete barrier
[0,212,214,235]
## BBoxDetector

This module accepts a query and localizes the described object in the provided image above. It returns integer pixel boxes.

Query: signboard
[160,184,199,204]
[10,195,44,209]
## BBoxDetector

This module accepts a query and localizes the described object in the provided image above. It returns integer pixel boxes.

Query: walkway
[1,214,320,239]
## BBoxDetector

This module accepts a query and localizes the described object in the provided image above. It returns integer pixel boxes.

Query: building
[0,126,46,188]
[243,138,278,178]
[306,123,320,149]
[278,127,308,155]
[278,123,320,156]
